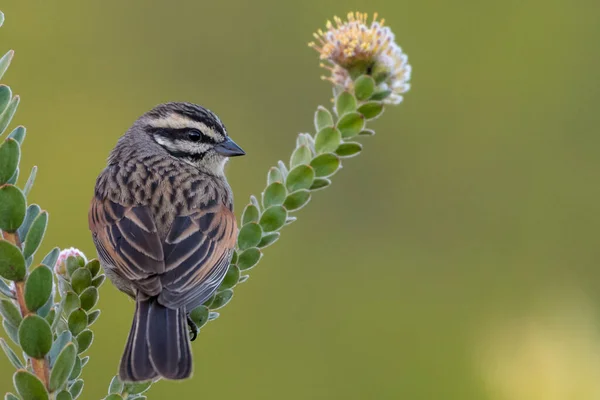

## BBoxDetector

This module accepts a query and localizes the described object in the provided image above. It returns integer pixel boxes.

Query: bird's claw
[187,315,198,341]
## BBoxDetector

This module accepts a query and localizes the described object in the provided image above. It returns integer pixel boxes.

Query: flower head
[54,247,87,276]
[309,12,411,104]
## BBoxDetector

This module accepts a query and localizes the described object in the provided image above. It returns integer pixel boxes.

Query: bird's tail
[119,298,193,382]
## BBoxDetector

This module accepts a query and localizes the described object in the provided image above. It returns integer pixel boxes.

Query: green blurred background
[2,0,600,399]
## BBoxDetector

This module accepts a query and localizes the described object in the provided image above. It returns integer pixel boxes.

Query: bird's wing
[89,196,237,308]
[158,202,237,309]
[89,197,165,296]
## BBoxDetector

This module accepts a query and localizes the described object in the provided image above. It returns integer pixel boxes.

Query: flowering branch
[0,10,411,400]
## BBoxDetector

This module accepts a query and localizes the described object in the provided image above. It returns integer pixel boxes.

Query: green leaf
[359,129,375,136]
[0,240,26,281]
[0,86,11,115]
[16,204,39,246]
[67,309,87,336]
[108,375,124,395]
[238,275,249,283]
[286,165,315,192]
[7,166,18,185]
[208,311,220,321]
[237,248,261,271]
[230,249,238,264]
[0,96,19,135]
[49,330,72,367]
[310,153,341,178]
[0,337,23,368]
[41,248,59,271]
[56,391,73,400]
[335,91,357,116]
[0,185,25,232]
[24,265,52,312]
[123,380,152,395]
[68,355,81,380]
[290,145,312,168]
[49,343,76,392]
[23,166,37,196]
[70,269,92,295]
[267,166,283,185]
[91,274,105,288]
[335,142,362,158]
[45,308,56,326]
[0,140,20,188]
[0,11,4,28]
[19,315,52,358]
[237,223,262,251]
[63,292,81,315]
[0,279,14,298]
[370,89,392,101]
[259,205,287,232]
[357,101,384,120]
[314,106,334,132]
[209,289,233,310]
[5,393,19,400]
[79,286,98,311]
[13,370,49,400]
[3,319,19,344]
[310,178,331,191]
[84,259,100,277]
[354,75,376,101]
[283,190,311,211]
[219,265,240,290]
[0,299,22,327]
[76,329,93,354]
[276,161,288,180]
[65,256,82,278]
[337,112,365,138]
[189,305,209,330]
[241,203,260,225]
[314,127,342,154]
[257,232,279,248]
[7,126,25,145]
[87,309,101,326]
[69,379,83,399]
[81,356,89,366]
[262,182,286,208]
[0,51,14,82]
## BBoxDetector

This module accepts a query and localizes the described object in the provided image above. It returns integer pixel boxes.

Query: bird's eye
[187,129,202,142]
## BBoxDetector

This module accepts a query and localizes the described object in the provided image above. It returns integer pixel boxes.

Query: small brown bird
[88,102,244,382]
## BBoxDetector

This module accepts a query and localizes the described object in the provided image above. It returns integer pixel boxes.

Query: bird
[88,102,245,382]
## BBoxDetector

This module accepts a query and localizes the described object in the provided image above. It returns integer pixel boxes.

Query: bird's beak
[213,137,245,157]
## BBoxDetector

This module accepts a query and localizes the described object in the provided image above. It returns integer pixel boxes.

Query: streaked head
[135,102,245,175]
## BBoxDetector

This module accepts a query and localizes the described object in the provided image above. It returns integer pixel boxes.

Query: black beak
[213,137,245,157]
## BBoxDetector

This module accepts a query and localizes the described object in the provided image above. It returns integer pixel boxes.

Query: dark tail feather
[119,300,158,382]
[147,301,193,380]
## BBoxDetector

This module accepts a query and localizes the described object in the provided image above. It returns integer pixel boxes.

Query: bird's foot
[187,315,198,342]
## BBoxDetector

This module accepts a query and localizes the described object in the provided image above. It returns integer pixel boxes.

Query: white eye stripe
[150,113,223,141]
[154,135,210,154]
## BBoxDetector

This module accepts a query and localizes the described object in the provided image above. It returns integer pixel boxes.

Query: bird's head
[135,102,245,175]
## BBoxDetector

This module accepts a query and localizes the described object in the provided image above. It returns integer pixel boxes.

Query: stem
[2,230,51,390]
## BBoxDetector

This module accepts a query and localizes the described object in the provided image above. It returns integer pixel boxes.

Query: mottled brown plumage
[89,102,244,382]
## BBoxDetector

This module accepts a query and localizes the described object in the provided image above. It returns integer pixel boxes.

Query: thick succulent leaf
[0,240,26,281]
[0,337,23,369]
[335,142,362,158]
[67,309,87,336]
[49,342,76,392]
[237,248,262,270]
[209,289,233,310]
[0,139,19,185]
[7,126,25,145]
[262,182,287,208]
[286,165,315,192]
[22,165,37,196]
[314,127,342,154]
[13,369,49,400]
[357,101,384,120]
[0,51,14,83]
[337,112,365,138]
[0,299,22,327]
[314,105,334,132]
[17,204,41,242]
[241,203,260,225]
[0,184,25,232]
[22,210,47,260]
[310,153,341,178]
[24,265,53,312]
[76,329,93,353]
[0,95,19,135]
[335,91,357,116]
[283,190,311,211]
[259,206,287,232]
[18,315,53,358]
[354,75,376,100]
[237,222,262,251]
[218,264,240,290]
[189,305,209,330]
